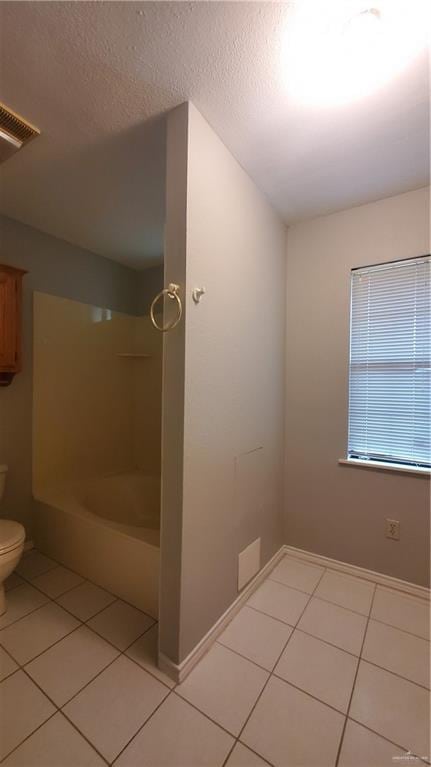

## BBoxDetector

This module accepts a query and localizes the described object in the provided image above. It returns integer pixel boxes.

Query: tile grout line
[110,690,173,765]
[346,715,431,765]
[24,668,111,767]
[268,574,378,618]
[335,584,430,767]
[217,623,431,693]
[220,566,330,767]
[171,688,254,752]
[246,595,430,645]
[2,623,84,670]
[244,602,365,655]
[334,583,377,767]
[0,591,51,632]
[0,707,60,765]
[363,614,431,643]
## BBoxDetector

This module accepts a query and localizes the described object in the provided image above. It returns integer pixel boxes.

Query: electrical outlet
[386,518,400,541]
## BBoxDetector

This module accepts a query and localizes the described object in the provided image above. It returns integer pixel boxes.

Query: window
[348,255,430,469]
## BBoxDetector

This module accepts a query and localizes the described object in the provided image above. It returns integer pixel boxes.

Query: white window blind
[348,255,431,468]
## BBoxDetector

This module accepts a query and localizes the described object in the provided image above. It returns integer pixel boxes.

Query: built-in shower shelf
[117,353,153,358]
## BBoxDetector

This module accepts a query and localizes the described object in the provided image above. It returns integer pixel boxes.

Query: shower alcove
[33,290,164,618]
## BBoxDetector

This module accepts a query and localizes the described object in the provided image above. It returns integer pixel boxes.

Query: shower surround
[32,292,162,615]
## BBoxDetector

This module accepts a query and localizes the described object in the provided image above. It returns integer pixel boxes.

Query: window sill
[338,458,430,477]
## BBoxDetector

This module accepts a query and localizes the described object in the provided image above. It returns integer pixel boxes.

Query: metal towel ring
[150,283,183,332]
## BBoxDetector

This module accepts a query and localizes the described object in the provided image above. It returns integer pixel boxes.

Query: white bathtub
[34,471,160,617]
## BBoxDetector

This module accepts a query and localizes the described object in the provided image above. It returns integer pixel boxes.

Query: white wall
[285,187,430,587]
[159,103,287,664]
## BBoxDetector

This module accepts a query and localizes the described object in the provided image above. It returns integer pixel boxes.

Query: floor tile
[314,571,375,616]
[242,675,345,767]
[126,625,175,688]
[247,579,309,626]
[57,580,116,621]
[16,551,57,580]
[363,619,430,688]
[63,655,168,762]
[31,566,84,598]
[274,629,358,713]
[371,587,430,640]
[5,573,24,592]
[176,643,268,736]
[0,602,79,664]
[226,743,271,767]
[0,646,18,681]
[269,556,324,594]
[116,693,233,767]
[298,597,367,655]
[26,625,119,706]
[350,661,430,756]
[0,584,49,630]
[338,719,405,767]
[87,600,154,650]
[0,670,55,760]
[218,605,292,670]
[2,712,105,767]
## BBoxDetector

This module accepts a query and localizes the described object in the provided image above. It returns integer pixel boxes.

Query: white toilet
[0,465,25,616]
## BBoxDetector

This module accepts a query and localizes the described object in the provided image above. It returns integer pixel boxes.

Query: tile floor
[0,549,430,766]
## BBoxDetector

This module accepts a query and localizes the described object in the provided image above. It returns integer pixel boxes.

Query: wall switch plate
[238,538,261,591]
[386,518,400,540]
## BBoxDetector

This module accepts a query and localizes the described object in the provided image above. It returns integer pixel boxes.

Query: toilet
[0,465,25,616]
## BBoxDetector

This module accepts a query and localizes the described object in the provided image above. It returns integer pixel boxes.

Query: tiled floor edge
[159,545,287,685]
[284,546,430,601]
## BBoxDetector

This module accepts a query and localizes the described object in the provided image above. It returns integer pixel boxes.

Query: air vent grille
[0,103,39,144]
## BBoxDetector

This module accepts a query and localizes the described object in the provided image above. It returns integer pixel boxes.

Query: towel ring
[150,283,183,332]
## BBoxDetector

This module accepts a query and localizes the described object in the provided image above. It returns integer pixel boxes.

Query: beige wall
[159,103,287,664]
[285,187,430,587]
[0,215,160,532]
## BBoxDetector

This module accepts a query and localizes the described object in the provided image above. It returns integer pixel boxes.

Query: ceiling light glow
[282,0,430,107]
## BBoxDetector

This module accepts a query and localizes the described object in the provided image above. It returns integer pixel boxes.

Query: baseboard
[23,539,34,553]
[284,545,430,601]
[158,545,286,684]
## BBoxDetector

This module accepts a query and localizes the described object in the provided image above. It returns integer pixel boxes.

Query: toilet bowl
[0,465,26,615]
[0,520,25,615]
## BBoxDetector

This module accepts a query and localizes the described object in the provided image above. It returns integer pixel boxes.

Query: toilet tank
[0,465,7,501]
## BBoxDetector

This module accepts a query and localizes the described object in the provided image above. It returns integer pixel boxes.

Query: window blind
[348,255,431,468]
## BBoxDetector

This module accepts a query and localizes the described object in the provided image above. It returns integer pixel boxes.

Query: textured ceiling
[0,1,429,269]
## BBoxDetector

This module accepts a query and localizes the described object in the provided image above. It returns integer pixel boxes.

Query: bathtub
[34,471,160,618]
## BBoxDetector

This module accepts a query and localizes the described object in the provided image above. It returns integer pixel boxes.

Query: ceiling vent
[0,103,40,164]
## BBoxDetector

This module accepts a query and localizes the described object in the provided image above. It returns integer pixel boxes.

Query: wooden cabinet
[0,264,26,386]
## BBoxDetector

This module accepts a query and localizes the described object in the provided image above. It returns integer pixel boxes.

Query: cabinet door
[0,271,18,370]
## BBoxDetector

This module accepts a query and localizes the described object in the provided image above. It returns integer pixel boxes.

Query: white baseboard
[158,545,286,684]
[284,545,430,602]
